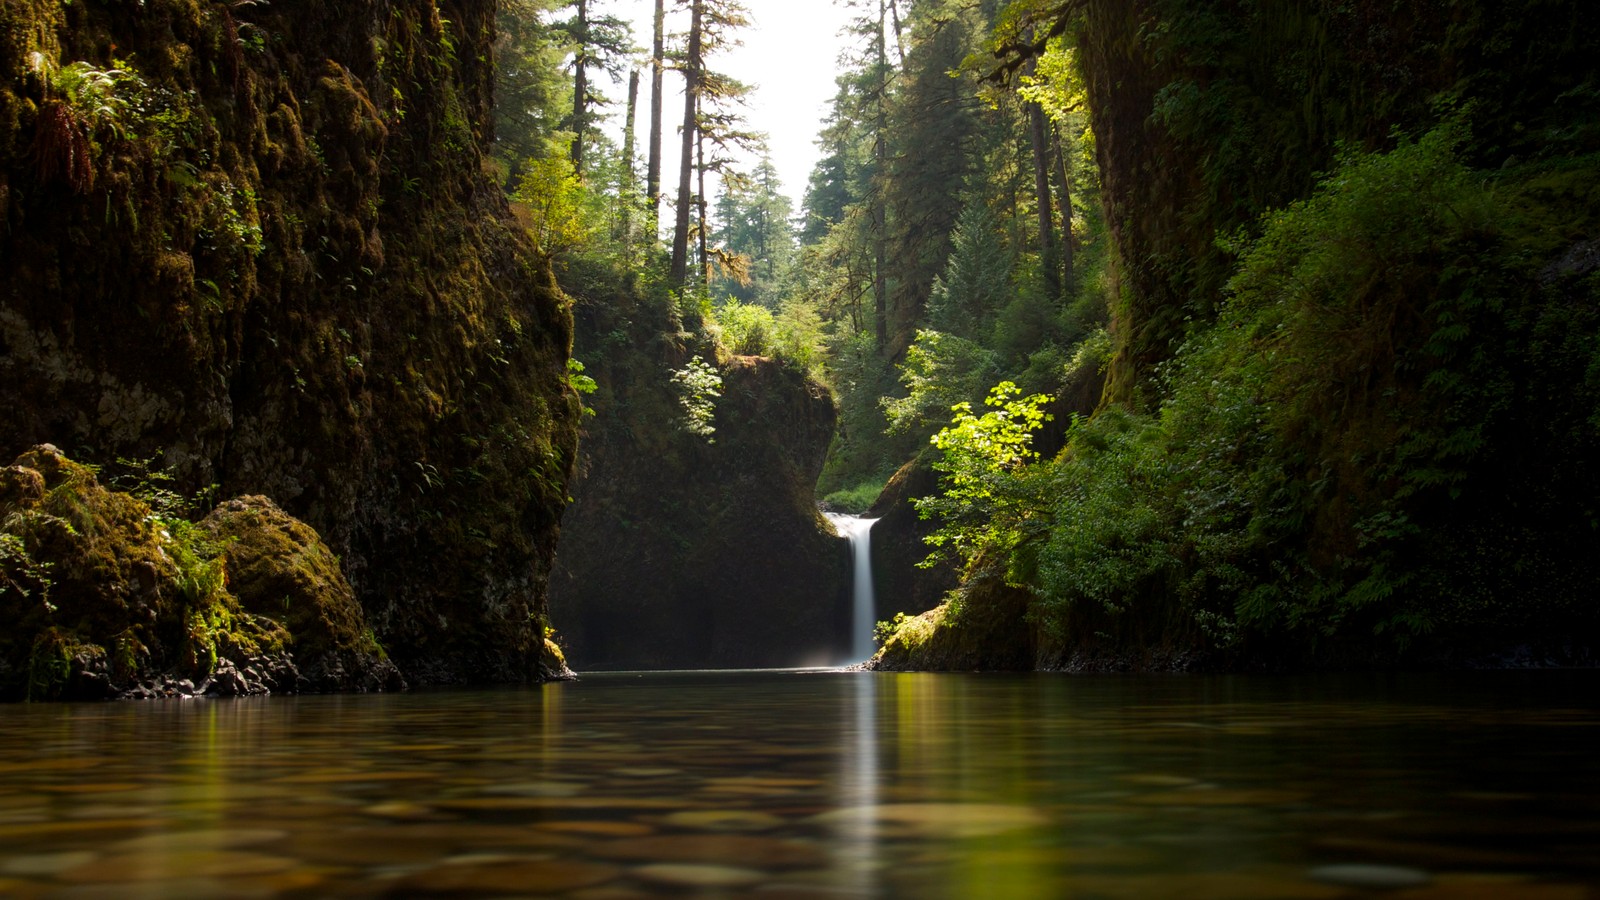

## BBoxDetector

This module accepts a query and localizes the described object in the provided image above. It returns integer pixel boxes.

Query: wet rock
[202,496,405,694]
[0,465,46,509]
[200,659,264,697]
[0,446,401,701]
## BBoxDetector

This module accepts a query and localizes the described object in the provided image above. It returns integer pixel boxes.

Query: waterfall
[826,513,880,663]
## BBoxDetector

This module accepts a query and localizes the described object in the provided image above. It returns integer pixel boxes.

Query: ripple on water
[0,850,98,876]
[658,809,787,832]
[57,849,298,883]
[592,834,828,868]
[1307,863,1432,889]
[810,803,1049,838]
[108,828,288,852]
[633,862,767,888]
[391,858,622,895]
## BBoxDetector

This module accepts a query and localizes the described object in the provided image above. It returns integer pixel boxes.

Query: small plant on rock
[27,54,145,193]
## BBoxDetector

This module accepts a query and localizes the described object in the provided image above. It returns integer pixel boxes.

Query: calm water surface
[0,671,1596,898]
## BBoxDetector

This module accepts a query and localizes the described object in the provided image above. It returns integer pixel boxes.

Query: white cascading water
[825,513,880,663]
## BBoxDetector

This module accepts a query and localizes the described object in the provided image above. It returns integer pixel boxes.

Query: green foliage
[567,358,598,417]
[915,381,1052,570]
[514,155,596,255]
[714,298,778,356]
[976,122,1600,656]
[104,456,216,520]
[0,533,53,612]
[493,0,571,184]
[882,329,1000,439]
[821,479,885,515]
[874,611,914,646]
[709,297,828,376]
[711,155,797,303]
[926,202,1012,336]
[26,54,147,192]
[670,355,723,441]
[25,628,80,702]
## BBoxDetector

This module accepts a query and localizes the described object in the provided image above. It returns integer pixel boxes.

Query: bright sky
[598,0,860,215]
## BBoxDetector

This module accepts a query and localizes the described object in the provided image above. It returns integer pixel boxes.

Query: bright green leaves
[513,156,595,255]
[916,382,1052,571]
[933,381,1052,471]
[669,355,723,441]
[567,358,598,417]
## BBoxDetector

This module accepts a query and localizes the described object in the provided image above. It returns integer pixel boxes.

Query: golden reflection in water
[541,679,565,782]
[831,671,880,895]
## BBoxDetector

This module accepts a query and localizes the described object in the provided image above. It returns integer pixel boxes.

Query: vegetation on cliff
[489,2,851,669]
[837,0,1600,669]
[0,0,581,688]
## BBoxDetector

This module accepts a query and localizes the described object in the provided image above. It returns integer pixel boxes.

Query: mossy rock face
[0,445,398,700]
[864,455,959,625]
[549,291,849,670]
[202,496,403,693]
[0,0,579,684]
[869,565,1035,673]
[0,445,179,699]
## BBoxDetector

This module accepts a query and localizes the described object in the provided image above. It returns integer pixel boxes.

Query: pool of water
[0,670,1596,898]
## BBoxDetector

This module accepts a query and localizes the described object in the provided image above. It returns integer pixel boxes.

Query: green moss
[1,0,579,685]
[0,446,403,699]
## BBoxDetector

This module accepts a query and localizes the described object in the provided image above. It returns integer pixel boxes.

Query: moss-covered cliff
[874,0,1600,672]
[0,0,580,685]
[548,287,849,670]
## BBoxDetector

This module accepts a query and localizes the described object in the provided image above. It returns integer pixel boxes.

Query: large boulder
[870,562,1036,672]
[201,496,403,693]
[0,445,399,700]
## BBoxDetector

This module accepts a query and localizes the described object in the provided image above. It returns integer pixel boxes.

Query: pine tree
[559,0,633,177]
[646,0,666,236]
[668,0,753,290]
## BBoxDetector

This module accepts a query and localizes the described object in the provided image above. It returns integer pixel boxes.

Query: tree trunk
[620,68,640,244]
[646,0,665,237]
[1028,96,1060,296]
[669,0,702,287]
[887,0,906,70]
[872,0,888,350]
[570,0,589,175]
[697,122,709,288]
[1052,123,1074,287]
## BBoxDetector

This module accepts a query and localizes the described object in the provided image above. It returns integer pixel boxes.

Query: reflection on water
[0,671,1596,897]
